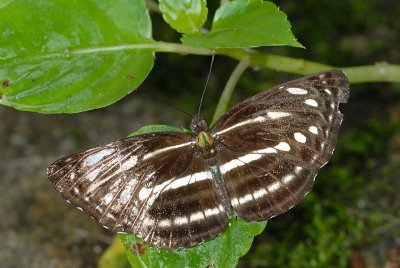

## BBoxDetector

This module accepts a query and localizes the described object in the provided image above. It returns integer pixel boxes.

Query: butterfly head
[191,115,215,157]
[190,116,208,134]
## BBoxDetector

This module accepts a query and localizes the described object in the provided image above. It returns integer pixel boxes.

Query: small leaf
[182,0,303,48]
[0,0,154,113]
[159,0,208,33]
[129,124,190,136]
[120,216,267,268]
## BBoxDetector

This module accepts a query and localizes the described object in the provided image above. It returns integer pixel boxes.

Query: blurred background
[1,0,399,267]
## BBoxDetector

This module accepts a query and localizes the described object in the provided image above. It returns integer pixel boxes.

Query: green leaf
[182,0,303,48]
[98,236,128,268]
[120,216,267,268]
[129,124,190,136]
[159,0,208,33]
[0,0,154,113]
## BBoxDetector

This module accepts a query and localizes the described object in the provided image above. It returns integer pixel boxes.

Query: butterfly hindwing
[211,70,349,221]
[48,132,229,249]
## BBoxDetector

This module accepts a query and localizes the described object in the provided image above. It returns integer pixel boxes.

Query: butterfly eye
[190,121,197,132]
[190,116,208,133]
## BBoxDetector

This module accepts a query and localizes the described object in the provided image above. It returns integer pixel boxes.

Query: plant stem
[211,56,250,126]
[73,41,400,83]
[5,41,400,83]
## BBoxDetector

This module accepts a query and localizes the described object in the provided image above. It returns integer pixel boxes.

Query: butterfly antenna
[197,53,215,117]
[138,91,193,119]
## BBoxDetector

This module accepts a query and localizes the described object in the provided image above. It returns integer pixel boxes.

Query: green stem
[211,56,250,126]
[72,41,400,83]
[71,41,213,56]
[4,41,400,83]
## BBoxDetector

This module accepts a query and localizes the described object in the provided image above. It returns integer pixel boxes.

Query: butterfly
[48,70,349,249]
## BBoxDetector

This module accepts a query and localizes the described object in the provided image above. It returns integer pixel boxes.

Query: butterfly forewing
[48,70,349,249]
[48,132,229,248]
[211,70,349,221]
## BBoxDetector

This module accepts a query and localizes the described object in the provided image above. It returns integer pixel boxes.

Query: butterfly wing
[211,70,349,221]
[48,132,229,249]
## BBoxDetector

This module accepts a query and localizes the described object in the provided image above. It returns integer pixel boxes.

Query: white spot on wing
[87,168,101,182]
[324,88,332,95]
[141,218,155,228]
[120,156,138,171]
[253,188,267,199]
[295,166,303,174]
[145,171,156,181]
[158,219,171,227]
[294,132,307,143]
[174,216,188,225]
[86,172,120,193]
[138,170,211,201]
[287,87,308,95]
[138,188,151,201]
[239,194,253,205]
[255,147,277,154]
[267,111,291,120]
[274,142,291,151]
[215,116,265,135]
[84,148,115,166]
[304,99,318,107]
[267,181,281,192]
[309,126,318,134]
[220,147,277,175]
[166,171,209,191]
[220,153,261,174]
[190,211,205,222]
[143,142,195,161]
[231,197,239,206]
[120,185,133,205]
[106,213,115,220]
[204,207,221,217]
[103,193,113,205]
[96,206,103,214]
[282,174,295,184]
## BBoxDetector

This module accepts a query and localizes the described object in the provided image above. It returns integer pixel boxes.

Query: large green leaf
[119,124,268,267]
[121,217,267,268]
[182,0,303,48]
[159,0,208,33]
[0,0,154,113]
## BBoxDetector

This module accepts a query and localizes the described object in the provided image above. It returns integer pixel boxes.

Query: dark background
[1,0,399,267]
